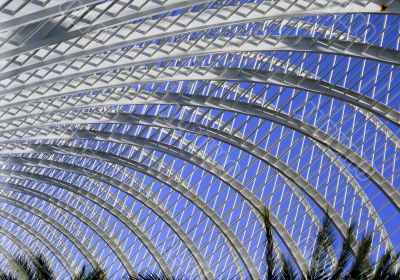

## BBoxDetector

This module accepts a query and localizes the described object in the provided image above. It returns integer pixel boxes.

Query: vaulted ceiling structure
[0,0,399,279]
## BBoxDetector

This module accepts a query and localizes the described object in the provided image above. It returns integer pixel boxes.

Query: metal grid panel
[0,0,398,279]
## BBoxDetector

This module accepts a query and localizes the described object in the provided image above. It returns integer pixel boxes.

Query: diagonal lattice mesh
[0,0,398,279]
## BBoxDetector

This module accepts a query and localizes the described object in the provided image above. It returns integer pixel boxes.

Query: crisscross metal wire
[0,0,398,279]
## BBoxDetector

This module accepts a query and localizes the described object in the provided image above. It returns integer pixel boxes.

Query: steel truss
[0,0,398,279]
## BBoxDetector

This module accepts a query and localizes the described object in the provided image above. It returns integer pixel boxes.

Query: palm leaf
[73,265,88,280]
[372,250,400,280]
[307,214,336,280]
[85,266,107,280]
[0,272,18,280]
[14,255,35,280]
[263,206,278,280]
[330,223,356,280]
[32,254,54,280]
[280,254,298,280]
[74,264,107,280]
[346,233,373,280]
[387,269,400,280]
[126,272,183,280]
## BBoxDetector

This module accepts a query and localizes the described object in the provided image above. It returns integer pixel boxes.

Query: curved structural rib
[0,143,300,278]
[0,125,353,253]
[0,156,233,279]
[0,101,394,256]
[0,93,396,268]
[0,77,393,254]
[2,35,399,92]
[0,141,309,276]
[2,67,399,127]
[0,168,170,279]
[0,144,300,277]
[2,91,397,212]
[0,0,399,278]
[0,155,251,279]
[0,198,78,276]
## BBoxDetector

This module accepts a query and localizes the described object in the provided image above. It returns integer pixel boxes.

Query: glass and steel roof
[0,0,398,279]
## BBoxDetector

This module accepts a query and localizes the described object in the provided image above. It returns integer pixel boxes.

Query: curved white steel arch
[0,199,80,277]
[0,156,240,279]
[1,52,398,156]
[0,124,355,251]
[0,0,390,61]
[2,35,399,91]
[0,226,65,278]
[0,144,307,277]
[0,242,19,272]
[0,0,399,278]
[0,91,393,242]
[0,187,109,270]
[0,97,395,268]
[0,177,169,278]
[0,227,37,262]
[0,91,396,264]
[0,168,174,279]
[0,141,308,277]
[2,66,399,126]
[1,91,397,212]
[0,183,99,273]
[0,155,252,279]
[0,108,392,251]
[0,76,394,253]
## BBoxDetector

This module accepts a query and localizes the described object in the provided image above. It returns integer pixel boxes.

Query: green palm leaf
[263,206,278,280]
[307,214,335,280]
[372,250,400,280]
[73,264,107,280]
[32,254,54,280]
[346,233,373,280]
[126,272,184,280]
[14,255,35,280]
[330,223,356,280]
[280,254,298,280]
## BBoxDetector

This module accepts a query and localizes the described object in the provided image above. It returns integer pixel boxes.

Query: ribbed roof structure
[0,0,399,279]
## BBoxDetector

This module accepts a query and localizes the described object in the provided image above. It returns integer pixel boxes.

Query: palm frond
[74,264,107,280]
[263,206,278,280]
[0,272,18,280]
[387,269,400,280]
[32,254,55,280]
[73,265,88,280]
[85,266,107,280]
[308,213,336,280]
[372,250,400,280]
[330,223,356,280]
[14,255,35,280]
[126,272,183,280]
[346,233,373,280]
[280,254,298,280]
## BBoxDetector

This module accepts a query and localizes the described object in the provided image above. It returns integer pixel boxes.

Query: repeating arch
[0,199,78,277]
[0,157,235,279]
[0,0,398,278]
[0,141,310,276]
[0,127,354,250]
[0,141,309,276]
[2,67,398,126]
[0,226,37,262]
[0,145,308,276]
[0,169,169,279]
[0,79,394,253]
[1,92,397,212]
[0,155,252,279]
[0,0,391,61]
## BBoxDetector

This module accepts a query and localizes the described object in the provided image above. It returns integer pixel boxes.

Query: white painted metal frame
[0,0,398,279]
